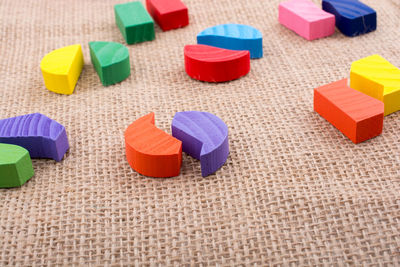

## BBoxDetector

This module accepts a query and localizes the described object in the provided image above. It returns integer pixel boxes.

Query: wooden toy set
[1,0,399,186]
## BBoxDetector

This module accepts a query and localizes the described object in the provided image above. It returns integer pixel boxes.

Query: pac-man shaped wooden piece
[0,143,35,188]
[314,79,384,144]
[172,111,229,177]
[350,55,400,116]
[279,0,335,40]
[40,44,84,95]
[184,44,250,82]
[125,113,182,178]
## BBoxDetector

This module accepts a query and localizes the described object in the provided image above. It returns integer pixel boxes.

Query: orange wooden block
[125,113,182,177]
[314,79,384,144]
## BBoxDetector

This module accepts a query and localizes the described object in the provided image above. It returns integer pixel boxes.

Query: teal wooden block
[114,1,155,45]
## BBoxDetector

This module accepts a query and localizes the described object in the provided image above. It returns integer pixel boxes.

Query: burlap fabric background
[0,0,399,265]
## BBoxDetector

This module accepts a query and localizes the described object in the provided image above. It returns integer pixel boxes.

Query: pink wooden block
[279,0,335,40]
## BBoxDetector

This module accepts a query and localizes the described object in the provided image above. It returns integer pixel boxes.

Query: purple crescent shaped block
[172,111,229,177]
[0,113,69,161]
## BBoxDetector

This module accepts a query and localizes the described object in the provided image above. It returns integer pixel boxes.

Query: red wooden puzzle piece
[146,0,189,31]
[184,44,250,83]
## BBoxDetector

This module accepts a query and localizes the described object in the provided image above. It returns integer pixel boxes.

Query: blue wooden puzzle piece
[171,111,229,177]
[197,24,263,59]
[322,0,376,37]
[0,113,69,161]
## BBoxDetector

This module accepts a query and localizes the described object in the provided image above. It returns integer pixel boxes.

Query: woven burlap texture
[0,0,399,265]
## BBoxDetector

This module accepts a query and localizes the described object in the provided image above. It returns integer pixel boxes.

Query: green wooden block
[114,1,155,45]
[89,41,131,86]
[0,143,34,188]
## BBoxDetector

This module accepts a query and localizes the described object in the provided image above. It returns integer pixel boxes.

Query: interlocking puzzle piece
[322,0,376,37]
[0,113,70,161]
[350,55,400,116]
[145,0,189,31]
[125,113,182,178]
[197,24,263,59]
[279,0,335,41]
[172,111,229,177]
[314,79,384,144]
[114,1,155,44]
[89,41,131,86]
[40,44,84,95]
[0,144,35,188]
[184,44,250,82]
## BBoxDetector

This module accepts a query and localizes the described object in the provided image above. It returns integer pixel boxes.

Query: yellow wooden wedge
[40,44,84,95]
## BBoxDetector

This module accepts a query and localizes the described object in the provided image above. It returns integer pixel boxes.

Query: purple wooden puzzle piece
[171,111,229,177]
[0,113,69,161]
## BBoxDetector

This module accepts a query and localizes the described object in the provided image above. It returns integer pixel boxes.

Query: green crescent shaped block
[114,1,155,45]
[0,143,34,188]
[89,41,131,86]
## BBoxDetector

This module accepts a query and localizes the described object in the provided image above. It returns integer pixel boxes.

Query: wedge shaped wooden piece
[40,44,84,95]
[89,41,131,86]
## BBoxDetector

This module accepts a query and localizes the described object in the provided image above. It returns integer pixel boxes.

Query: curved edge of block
[89,41,131,86]
[184,44,250,83]
[171,111,229,177]
[124,113,182,178]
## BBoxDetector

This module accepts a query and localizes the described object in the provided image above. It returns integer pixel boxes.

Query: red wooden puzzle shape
[184,44,250,83]
[146,0,189,31]
[314,79,384,144]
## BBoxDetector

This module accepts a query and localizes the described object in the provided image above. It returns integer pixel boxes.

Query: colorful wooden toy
[0,113,70,161]
[278,0,335,41]
[350,55,400,116]
[89,41,131,86]
[114,1,155,44]
[184,44,250,82]
[0,144,35,188]
[322,0,376,37]
[145,0,189,31]
[40,44,84,95]
[125,113,182,178]
[172,111,229,177]
[197,24,263,59]
[314,79,384,144]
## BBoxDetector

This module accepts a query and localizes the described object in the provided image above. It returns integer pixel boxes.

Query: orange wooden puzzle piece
[125,113,182,178]
[314,79,384,144]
